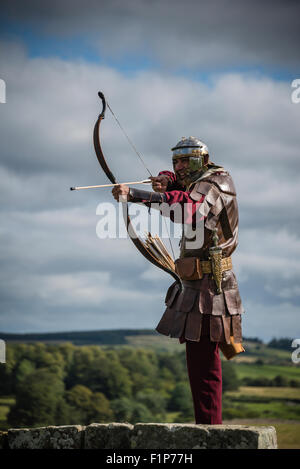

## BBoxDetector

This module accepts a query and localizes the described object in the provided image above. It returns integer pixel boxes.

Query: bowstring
[106,102,152,178]
[106,100,176,261]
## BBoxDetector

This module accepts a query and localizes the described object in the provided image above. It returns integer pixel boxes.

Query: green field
[227,386,300,399]
[234,363,300,380]
[125,334,183,352]
[222,420,300,449]
[1,336,299,449]
[275,423,300,449]
[223,385,300,447]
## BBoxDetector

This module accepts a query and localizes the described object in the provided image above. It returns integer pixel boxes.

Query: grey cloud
[1,0,300,70]
[242,299,300,342]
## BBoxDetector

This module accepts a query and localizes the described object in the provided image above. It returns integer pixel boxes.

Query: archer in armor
[112,136,245,425]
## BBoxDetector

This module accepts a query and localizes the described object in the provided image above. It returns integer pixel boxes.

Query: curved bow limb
[93,94,116,185]
[93,91,181,284]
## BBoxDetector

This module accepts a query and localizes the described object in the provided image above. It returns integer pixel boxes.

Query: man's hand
[150,176,169,193]
[112,184,130,202]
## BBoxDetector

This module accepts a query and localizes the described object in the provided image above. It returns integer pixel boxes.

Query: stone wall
[0,423,277,449]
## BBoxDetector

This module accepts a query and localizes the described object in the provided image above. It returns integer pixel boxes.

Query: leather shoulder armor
[190,170,238,241]
[190,180,220,203]
[205,171,236,196]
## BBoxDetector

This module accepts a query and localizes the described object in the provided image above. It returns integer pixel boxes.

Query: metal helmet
[171,136,209,185]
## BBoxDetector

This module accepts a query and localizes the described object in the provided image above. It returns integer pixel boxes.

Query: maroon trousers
[185,318,222,424]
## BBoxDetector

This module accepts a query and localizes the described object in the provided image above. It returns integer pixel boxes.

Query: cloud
[0,39,299,338]
[242,299,300,342]
[265,284,300,300]
[1,270,161,308]
[236,228,300,279]
[1,0,300,71]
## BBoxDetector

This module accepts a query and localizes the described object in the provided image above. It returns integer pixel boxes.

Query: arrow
[70,179,151,191]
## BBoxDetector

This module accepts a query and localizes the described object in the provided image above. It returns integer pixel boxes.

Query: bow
[93,91,181,283]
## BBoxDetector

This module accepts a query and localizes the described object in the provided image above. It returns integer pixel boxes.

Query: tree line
[0,330,293,351]
[0,342,239,428]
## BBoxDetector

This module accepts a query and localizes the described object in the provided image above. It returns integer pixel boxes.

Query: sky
[0,0,299,342]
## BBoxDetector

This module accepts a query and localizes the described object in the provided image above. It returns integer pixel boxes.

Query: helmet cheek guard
[189,154,205,172]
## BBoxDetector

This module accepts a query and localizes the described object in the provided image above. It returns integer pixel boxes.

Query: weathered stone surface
[7,425,84,449]
[3,423,277,449]
[257,426,278,449]
[131,423,277,449]
[84,423,134,449]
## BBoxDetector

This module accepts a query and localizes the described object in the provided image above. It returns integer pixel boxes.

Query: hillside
[0,329,158,346]
[0,332,299,448]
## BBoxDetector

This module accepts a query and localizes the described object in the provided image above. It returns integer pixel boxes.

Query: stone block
[84,422,134,449]
[4,423,277,449]
[7,425,84,449]
[131,423,277,449]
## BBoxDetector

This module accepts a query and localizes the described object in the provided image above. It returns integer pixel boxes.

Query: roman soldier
[112,136,245,424]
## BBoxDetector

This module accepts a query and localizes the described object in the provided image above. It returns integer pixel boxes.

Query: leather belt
[175,256,232,281]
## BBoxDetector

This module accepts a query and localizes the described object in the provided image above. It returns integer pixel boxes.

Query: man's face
[173,157,190,183]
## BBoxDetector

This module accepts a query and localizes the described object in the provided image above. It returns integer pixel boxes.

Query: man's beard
[175,170,187,186]
[175,167,207,188]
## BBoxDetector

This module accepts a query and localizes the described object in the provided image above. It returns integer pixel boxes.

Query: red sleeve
[163,190,205,224]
